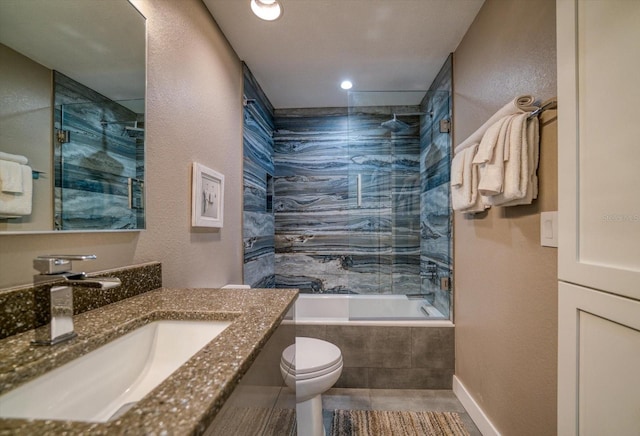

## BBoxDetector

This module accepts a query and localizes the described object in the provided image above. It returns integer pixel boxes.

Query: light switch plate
[541,211,558,247]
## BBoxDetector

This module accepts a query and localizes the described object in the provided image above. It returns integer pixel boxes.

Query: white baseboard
[452,375,501,436]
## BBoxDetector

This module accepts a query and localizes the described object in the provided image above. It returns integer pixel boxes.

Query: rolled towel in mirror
[0,151,29,165]
[0,160,23,193]
[0,165,32,217]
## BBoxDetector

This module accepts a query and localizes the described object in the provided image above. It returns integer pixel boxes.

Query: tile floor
[322,388,482,435]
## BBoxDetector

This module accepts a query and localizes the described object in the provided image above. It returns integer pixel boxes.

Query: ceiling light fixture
[250,0,283,21]
[340,80,353,90]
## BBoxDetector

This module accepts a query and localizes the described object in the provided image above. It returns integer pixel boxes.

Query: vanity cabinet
[557,0,640,434]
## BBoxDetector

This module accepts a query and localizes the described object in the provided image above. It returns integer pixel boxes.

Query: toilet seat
[281,337,342,380]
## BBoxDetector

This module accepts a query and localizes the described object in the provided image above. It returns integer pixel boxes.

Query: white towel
[454,95,539,155]
[0,160,24,193]
[0,152,29,165]
[452,144,481,211]
[500,116,540,207]
[477,115,515,196]
[0,165,33,217]
[473,115,511,165]
[484,113,529,206]
[451,148,465,187]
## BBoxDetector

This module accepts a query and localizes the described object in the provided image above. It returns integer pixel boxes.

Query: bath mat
[331,409,470,436]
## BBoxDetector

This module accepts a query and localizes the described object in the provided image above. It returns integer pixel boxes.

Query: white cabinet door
[558,282,640,436]
[557,0,640,300]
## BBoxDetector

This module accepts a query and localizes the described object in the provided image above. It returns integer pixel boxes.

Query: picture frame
[192,162,224,228]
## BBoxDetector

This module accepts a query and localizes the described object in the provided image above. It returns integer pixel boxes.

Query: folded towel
[451,148,465,187]
[452,144,481,211]
[486,113,534,206]
[500,116,540,207]
[0,152,29,165]
[473,115,511,165]
[0,160,24,193]
[477,114,515,196]
[0,165,33,217]
[454,95,539,155]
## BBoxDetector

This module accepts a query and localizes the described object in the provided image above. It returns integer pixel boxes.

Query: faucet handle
[33,254,97,275]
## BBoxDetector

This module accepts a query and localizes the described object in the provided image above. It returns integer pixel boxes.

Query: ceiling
[204,0,485,109]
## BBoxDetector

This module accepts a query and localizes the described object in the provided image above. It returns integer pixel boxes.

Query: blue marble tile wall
[273,107,422,294]
[242,64,276,287]
[53,72,142,230]
[419,55,453,317]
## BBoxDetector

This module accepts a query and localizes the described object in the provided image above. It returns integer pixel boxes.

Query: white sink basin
[0,319,231,423]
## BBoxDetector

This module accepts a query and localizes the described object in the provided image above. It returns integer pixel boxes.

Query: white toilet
[280,337,343,436]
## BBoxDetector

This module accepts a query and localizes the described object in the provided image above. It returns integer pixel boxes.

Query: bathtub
[285,294,455,389]
[288,294,453,327]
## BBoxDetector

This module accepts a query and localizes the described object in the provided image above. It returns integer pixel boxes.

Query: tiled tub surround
[243,64,276,288]
[242,58,453,300]
[0,287,298,435]
[0,262,162,339]
[273,106,422,295]
[291,294,454,390]
[296,323,454,390]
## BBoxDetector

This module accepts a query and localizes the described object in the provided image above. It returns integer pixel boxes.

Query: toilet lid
[281,337,342,375]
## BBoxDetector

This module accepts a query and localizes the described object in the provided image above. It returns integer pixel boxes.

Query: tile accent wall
[242,65,276,287]
[273,107,422,294]
[420,55,453,317]
[53,72,143,230]
[243,58,452,301]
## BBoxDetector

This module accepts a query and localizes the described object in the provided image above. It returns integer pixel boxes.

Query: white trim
[453,375,501,436]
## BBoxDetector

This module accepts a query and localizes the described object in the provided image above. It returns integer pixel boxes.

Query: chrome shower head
[381,114,410,132]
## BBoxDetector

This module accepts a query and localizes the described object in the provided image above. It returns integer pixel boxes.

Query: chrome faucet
[32,254,121,346]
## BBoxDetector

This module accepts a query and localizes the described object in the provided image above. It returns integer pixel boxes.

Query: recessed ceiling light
[250,0,283,21]
[340,80,353,90]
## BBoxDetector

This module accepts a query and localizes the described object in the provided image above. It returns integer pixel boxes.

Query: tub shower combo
[242,60,455,392]
[245,87,452,320]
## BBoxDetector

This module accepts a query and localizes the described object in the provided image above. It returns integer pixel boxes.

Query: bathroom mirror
[0,0,146,233]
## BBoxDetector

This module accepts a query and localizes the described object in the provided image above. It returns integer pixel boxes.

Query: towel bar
[527,98,558,119]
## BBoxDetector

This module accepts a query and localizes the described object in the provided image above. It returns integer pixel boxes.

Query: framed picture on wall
[192,162,224,228]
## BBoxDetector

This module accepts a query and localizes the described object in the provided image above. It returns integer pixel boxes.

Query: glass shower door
[346,91,425,319]
[346,90,452,320]
[54,101,144,230]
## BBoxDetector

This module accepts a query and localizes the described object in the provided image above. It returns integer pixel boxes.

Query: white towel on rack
[477,115,515,196]
[500,115,540,206]
[451,147,465,187]
[454,95,538,155]
[472,115,510,165]
[485,113,536,206]
[0,160,24,193]
[0,151,29,165]
[0,164,33,217]
[452,144,482,211]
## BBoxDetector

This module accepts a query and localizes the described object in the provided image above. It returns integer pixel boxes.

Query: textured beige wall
[452,1,558,435]
[0,0,244,289]
[0,44,53,232]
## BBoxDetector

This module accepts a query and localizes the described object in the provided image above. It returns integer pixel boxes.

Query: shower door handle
[356,174,362,207]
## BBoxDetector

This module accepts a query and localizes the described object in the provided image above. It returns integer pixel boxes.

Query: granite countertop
[0,287,298,435]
